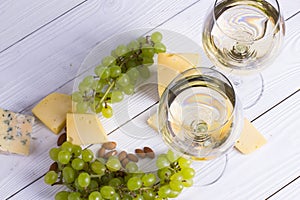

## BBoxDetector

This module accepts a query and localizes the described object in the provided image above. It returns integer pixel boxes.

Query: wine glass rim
[212,0,283,42]
[163,66,237,133]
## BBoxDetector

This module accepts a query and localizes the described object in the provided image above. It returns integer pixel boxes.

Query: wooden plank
[0,0,85,52]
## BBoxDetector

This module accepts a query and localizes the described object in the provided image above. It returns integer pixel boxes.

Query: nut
[98,147,106,158]
[102,141,117,150]
[121,158,129,168]
[127,153,139,162]
[104,150,118,159]
[135,148,146,158]
[118,151,127,161]
[57,132,66,146]
[144,146,155,159]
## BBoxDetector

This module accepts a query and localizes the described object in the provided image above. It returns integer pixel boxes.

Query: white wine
[202,0,285,72]
[158,70,242,160]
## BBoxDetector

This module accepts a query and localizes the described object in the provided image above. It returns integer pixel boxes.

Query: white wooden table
[0,0,299,199]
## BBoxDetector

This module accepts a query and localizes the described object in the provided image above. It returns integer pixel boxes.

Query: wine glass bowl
[202,0,285,73]
[158,67,243,161]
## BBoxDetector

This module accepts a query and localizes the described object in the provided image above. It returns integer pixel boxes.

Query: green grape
[72,158,85,170]
[72,145,82,157]
[83,75,95,87]
[169,180,183,192]
[157,185,171,198]
[95,81,104,92]
[127,68,139,82]
[143,190,156,200]
[76,102,89,113]
[68,192,81,200]
[78,81,90,93]
[111,90,124,103]
[95,66,110,79]
[141,173,156,187]
[102,56,115,66]
[116,44,128,56]
[122,84,134,95]
[127,40,139,50]
[157,168,172,180]
[111,193,121,200]
[100,173,114,185]
[154,43,166,53]
[100,186,115,199]
[44,171,58,185]
[126,59,138,69]
[156,154,170,169]
[141,44,155,57]
[166,150,179,163]
[111,49,118,58]
[102,105,113,118]
[181,167,195,179]
[178,157,192,168]
[49,147,61,161]
[72,92,83,103]
[110,65,122,78]
[151,32,163,43]
[170,173,183,182]
[108,178,122,187]
[106,157,121,171]
[182,178,193,187]
[88,191,103,200]
[137,66,150,79]
[63,166,75,183]
[122,194,133,200]
[74,178,84,192]
[78,172,90,188]
[91,161,106,175]
[55,191,69,200]
[88,179,99,191]
[132,194,143,200]
[142,57,154,65]
[82,149,94,162]
[125,162,138,173]
[58,150,71,164]
[127,176,142,191]
[61,141,73,152]
[168,190,180,198]
[137,36,146,44]
[117,73,130,87]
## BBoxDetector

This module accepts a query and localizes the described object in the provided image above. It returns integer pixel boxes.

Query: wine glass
[157,67,244,185]
[202,0,285,109]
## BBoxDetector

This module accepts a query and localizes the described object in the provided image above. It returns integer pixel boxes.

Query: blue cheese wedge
[0,108,35,155]
[66,113,108,145]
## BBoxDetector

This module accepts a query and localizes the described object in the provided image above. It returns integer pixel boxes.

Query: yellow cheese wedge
[32,93,72,134]
[66,113,108,145]
[147,114,266,154]
[157,53,200,97]
[0,108,34,155]
[235,118,267,154]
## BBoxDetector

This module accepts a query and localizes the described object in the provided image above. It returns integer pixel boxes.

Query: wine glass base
[229,72,264,110]
[192,154,228,187]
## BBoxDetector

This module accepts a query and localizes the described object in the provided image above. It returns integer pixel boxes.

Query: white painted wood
[0,0,300,199]
[0,0,84,52]
[270,177,300,200]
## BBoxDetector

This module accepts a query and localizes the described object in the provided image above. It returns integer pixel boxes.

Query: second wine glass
[202,0,285,108]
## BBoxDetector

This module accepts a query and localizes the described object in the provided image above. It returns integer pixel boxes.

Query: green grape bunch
[72,32,166,118]
[45,141,195,200]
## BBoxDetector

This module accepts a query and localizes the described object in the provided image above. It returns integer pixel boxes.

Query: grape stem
[96,80,115,109]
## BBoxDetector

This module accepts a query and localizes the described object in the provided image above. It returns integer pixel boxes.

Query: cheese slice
[235,118,267,154]
[32,93,72,134]
[0,108,34,155]
[66,113,108,145]
[147,114,266,154]
[157,53,200,97]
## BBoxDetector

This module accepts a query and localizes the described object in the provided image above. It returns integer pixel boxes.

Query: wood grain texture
[0,0,85,52]
[269,176,300,200]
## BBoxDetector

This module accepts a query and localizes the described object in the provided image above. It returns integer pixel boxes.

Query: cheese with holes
[235,118,267,154]
[32,93,72,134]
[0,108,34,155]
[157,53,200,97]
[147,114,266,154]
[66,113,108,145]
